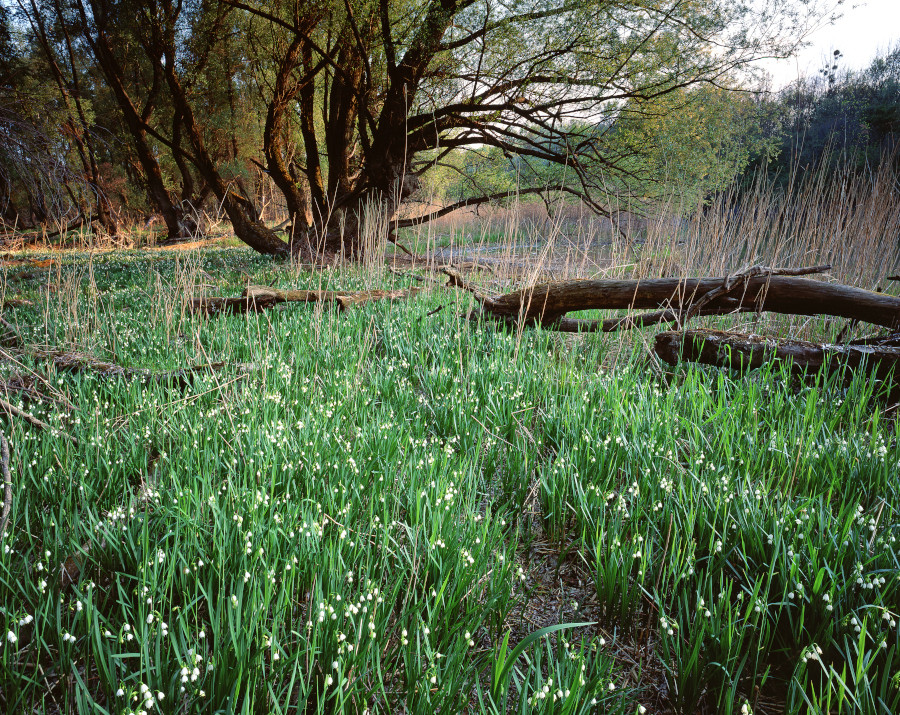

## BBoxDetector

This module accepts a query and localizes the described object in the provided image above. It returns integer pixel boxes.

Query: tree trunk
[157,27,289,257]
[171,108,195,204]
[263,36,309,236]
[0,171,19,226]
[79,0,185,240]
[49,0,117,236]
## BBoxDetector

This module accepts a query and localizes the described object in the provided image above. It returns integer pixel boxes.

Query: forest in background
[0,0,897,256]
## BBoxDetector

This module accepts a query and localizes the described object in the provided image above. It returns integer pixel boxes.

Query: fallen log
[190,284,420,316]
[468,264,900,331]
[654,329,900,380]
[33,349,258,385]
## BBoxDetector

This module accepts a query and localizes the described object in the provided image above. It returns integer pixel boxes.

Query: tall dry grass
[394,158,899,291]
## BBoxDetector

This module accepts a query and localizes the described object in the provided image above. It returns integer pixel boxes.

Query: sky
[757,0,900,88]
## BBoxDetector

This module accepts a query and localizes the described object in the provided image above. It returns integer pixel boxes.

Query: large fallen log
[654,329,900,379]
[190,285,420,316]
[466,265,900,331]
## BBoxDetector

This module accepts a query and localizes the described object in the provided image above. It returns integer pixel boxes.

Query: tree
[1,0,103,229]
[72,0,192,240]
[16,0,833,256]
[14,0,121,234]
[229,0,833,258]
[747,43,900,185]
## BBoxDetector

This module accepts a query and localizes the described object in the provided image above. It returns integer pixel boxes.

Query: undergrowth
[0,248,897,714]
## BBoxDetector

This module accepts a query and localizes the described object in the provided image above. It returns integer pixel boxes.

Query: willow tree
[89,0,831,259]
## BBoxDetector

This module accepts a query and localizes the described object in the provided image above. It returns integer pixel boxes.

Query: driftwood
[654,329,900,379]
[464,264,900,331]
[191,284,420,316]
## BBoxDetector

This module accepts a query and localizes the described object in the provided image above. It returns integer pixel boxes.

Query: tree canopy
[0,0,837,258]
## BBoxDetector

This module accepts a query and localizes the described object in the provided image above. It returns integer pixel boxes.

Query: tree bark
[263,36,310,235]
[654,329,900,380]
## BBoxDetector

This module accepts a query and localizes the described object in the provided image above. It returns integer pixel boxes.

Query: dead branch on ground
[33,350,257,387]
[452,264,900,332]
[190,285,421,316]
[0,396,76,442]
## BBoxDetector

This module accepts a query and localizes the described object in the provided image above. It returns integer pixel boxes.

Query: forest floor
[0,243,897,714]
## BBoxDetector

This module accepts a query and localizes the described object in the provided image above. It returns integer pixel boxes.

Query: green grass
[0,248,898,714]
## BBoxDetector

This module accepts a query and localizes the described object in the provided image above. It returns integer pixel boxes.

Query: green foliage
[614,86,782,202]
[1,248,898,713]
[745,43,900,186]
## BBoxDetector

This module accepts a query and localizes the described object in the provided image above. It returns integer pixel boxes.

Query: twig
[441,268,488,298]
[0,396,76,443]
[386,233,415,258]
[0,433,10,535]
[0,347,76,411]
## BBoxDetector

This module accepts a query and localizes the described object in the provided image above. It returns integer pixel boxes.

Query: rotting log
[654,329,900,379]
[468,265,900,331]
[190,285,421,316]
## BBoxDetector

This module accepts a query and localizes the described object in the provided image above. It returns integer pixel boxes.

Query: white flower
[6,631,16,643]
